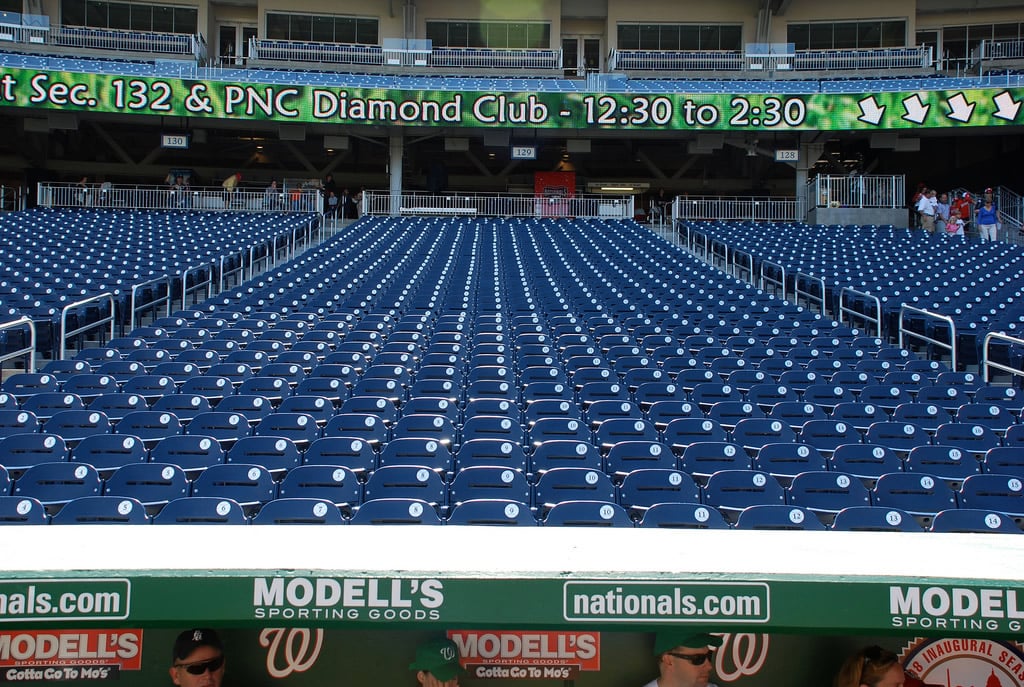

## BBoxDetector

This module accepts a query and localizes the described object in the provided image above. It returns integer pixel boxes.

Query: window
[60,0,197,33]
[617,22,743,51]
[788,19,908,50]
[425,20,550,49]
[263,13,378,45]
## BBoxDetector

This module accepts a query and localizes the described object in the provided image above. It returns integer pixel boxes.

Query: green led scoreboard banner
[2,575,1024,637]
[1,68,1021,130]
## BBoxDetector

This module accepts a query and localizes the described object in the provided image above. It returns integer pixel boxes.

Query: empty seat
[637,502,730,529]
[617,469,700,510]
[533,468,616,513]
[702,470,785,520]
[449,466,531,505]
[51,496,149,525]
[787,471,871,519]
[447,499,537,526]
[103,462,189,507]
[929,508,1021,534]
[734,505,826,530]
[831,506,923,532]
[751,443,827,485]
[362,466,446,507]
[226,436,302,474]
[871,473,957,526]
[0,433,69,472]
[957,474,1024,518]
[350,498,442,525]
[71,434,148,472]
[12,462,102,509]
[530,440,602,476]
[543,500,633,527]
[0,496,49,524]
[277,465,362,512]
[190,463,276,509]
[153,497,248,524]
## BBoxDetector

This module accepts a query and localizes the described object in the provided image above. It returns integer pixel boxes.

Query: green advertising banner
[4,574,1023,638]
[1,68,1021,130]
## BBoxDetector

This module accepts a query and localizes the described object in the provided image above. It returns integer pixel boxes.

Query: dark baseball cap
[172,629,223,663]
[409,638,462,681]
[653,631,723,655]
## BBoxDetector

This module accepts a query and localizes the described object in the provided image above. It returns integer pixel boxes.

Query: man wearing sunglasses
[169,629,226,687]
[641,631,722,687]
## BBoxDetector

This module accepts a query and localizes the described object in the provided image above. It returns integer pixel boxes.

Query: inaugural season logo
[900,638,1024,687]
[252,577,444,621]
[259,629,323,679]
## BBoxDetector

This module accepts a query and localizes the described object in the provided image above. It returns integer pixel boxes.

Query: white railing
[0,185,26,211]
[808,175,905,209]
[978,38,1024,63]
[792,46,931,71]
[609,45,931,73]
[37,182,321,213]
[428,47,562,70]
[0,316,36,373]
[361,191,633,219]
[982,332,1024,385]
[51,25,200,56]
[672,196,803,222]
[249,38,383,66]
[609,49,743,72]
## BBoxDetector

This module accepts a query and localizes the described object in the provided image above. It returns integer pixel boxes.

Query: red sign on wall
[0,630,143,681]
[448,630,599,680]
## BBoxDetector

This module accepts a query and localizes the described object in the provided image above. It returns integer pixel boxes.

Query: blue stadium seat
[637,502,730,529]
[617,469,700,511]
[0,433,69,472]
[190,463,276,509]
[362,466,446,507]
[447,499,537,526]
[104,462,189,507]
[530,440,602,476]
[543,500,633,527]
[957,474,1024,518]
[701,470,785,521]
[12,462,102,509]
[0,496,49,524]
[153,497,248,524]
[226,436,302,474]
[831,506,923,532]
[871,473,957,526]
[449,466,531,505]
[786,471,871,519]
[350,498,442,525]
[71,434,148,472]
[734,505,826,530]
[51,496,149,525]
[251,498,347,525]
[930,508,1021,534]
[751,443,827,485]
[533,467,616,513]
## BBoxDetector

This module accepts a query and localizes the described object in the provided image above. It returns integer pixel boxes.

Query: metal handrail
[181,263,214,310]
[759,259,786,300]
[982,332,1024,385]
[129,275,172,332]
[839,287,881,339]
[59,293,115,360]
[0,317,37,373]
[219,249,247,293]
[794,271,826,314]
[898,304,957,371]
[709,238,730,272]
[731,249,753,283]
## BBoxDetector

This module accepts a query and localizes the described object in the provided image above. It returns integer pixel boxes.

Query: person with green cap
[409,638,463,687]
[641,631,723,687]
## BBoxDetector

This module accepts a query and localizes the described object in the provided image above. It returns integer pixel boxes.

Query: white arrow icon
[993,91,1021,121]
[946,92,976,123]
[858,96,885,125]
[901,93,930,124]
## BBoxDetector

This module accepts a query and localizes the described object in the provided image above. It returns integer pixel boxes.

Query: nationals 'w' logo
[260,628,324,679]
[714,633,770,682]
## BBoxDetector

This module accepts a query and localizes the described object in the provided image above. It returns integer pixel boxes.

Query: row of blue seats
[1,460,1020,527]
[1,414,1021,485]
[4,494,1021,532]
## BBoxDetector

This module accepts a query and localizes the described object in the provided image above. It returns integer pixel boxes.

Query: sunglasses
[666,651,712,666]
[175,656,224,675]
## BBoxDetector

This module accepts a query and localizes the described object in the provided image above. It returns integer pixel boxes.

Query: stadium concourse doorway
[2,527,1023,687]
